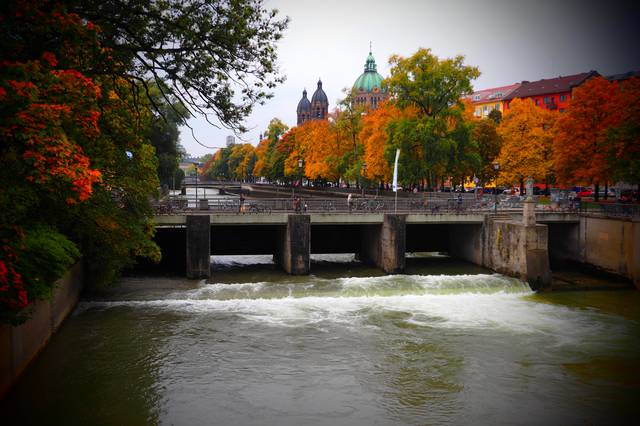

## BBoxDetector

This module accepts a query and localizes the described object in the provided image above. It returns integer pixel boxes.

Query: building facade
[297,80,329,125]
[503,71,598,113]
[467,83,521,118]
[352,49,387,109]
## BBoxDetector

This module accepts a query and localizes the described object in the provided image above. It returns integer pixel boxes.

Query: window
[535,99,539,106]
[475,107,481,116]
[544,96,550,104]
[560,94,566,102]
[495,103,500,110]
[473,95,481,101]
[483,105,488,114]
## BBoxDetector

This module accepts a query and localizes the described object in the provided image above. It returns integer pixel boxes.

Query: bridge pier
[186,215,211,279]
[359,214,406,273]
[275,214,310,275]
[449,217,551,290]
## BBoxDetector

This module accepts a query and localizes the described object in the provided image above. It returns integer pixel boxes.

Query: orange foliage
[295,120,341,181]
[497,98,557,185]
[359,102,403,182]
[252,139,270,178]
[553,77,615,185]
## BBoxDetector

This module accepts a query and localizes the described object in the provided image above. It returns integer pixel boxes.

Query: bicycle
[247,203,272,214]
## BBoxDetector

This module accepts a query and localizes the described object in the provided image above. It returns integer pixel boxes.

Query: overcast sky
[180,0,640,157]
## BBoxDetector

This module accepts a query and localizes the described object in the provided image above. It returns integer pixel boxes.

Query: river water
[3,254,639,425]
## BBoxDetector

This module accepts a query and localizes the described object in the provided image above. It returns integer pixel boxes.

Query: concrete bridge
[149,206,640,291]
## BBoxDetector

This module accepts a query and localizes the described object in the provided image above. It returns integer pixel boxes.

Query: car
[619,190,637,203]
[577,188,593,198]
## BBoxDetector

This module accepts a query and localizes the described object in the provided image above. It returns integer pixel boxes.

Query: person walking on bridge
[347,193,353,213]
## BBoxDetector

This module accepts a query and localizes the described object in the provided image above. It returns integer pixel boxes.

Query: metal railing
[152,195,639,218]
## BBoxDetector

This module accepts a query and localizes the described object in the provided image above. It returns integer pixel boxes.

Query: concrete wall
[448,223,485,266]
[0,262,83,398]
[275,215,310,275]
[359,214,406,273]
[186,215,211,278]
[577,216,640,287]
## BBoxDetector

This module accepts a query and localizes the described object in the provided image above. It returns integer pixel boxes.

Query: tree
[554,77,615,200]
[67,0,289,133]
[497,98,557,192]
[296,120,341,182]
[0,2,167,322]
[334,90,366,185]
[488,109,502,125]
[145,83,189,189]
[360,102,402,183]
[385,48,480,189]
[606,77,640,196]
[472,119,502,186]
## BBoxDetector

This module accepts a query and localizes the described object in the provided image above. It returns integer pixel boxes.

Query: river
[2,254,639,425]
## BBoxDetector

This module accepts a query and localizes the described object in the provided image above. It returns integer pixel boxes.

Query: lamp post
[298,158,303,191]
[193,161,199,208]
[493,161,500,213]
[361,162,367,197]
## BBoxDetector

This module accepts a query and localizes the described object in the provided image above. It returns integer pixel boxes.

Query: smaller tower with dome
[296,80,329,125]
[353,45,387,109]
[296,89,311,125]
[310,79,329,120]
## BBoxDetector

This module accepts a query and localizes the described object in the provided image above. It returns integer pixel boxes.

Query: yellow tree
[296,120,340,181]
[228,143,256,181]
[359,102,403,183]
[252,138,270,178]
[497,98,558,192]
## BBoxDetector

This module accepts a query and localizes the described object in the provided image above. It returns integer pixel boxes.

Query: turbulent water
[3,254,639,425]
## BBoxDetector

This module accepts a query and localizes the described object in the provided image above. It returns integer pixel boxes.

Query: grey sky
[180,0,640,157]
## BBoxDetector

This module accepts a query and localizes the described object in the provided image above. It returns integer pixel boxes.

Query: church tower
[296,89,311,125]
[353,47,387,109]
[310,79,329,120]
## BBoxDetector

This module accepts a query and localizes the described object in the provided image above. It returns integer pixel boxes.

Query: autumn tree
[553,77,617,200]
[295,120,342,182]
[0,2,165,322]
[359,102,403,184]
[606,77,640,197]
[497,98,557,193]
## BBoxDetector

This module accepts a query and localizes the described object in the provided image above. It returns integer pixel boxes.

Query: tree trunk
[604,182,608,200]
[594,182,600,202]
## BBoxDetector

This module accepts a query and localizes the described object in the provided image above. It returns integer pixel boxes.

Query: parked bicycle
[247,202,272,214]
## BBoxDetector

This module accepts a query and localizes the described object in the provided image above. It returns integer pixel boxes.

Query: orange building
[467,83,521,118]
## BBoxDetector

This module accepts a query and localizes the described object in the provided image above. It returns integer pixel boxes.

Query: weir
[155,210,638,289]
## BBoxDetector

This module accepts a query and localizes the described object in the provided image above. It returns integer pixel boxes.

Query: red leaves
[0,246,27,311]
[1,52,103,204]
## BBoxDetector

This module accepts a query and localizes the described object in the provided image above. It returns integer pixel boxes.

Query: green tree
[472,119,502,186]
[68,0,289,132]
[385,48,480,188]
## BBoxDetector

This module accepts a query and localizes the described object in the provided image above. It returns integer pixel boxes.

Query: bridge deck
[153,211,580,227]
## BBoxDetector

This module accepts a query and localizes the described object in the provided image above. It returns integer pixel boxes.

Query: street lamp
[361,162,367,197]
[298,158,303,190]
[493,161,500,213]
[193,161,199,208]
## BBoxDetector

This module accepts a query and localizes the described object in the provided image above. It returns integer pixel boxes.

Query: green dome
[353,51,385,93]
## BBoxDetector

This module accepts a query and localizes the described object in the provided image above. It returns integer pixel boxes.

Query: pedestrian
[457,193,463,212]
[239,193,245,214]
[347,193,353,212]
[294,196,301,213]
